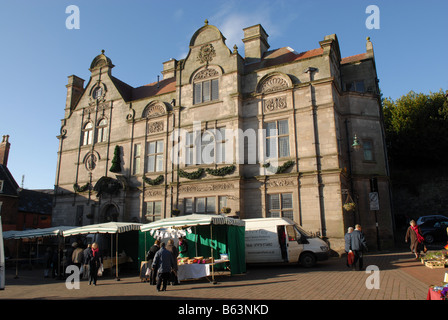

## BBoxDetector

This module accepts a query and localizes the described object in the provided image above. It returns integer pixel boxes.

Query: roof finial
[101,49,105,54]
[204,19,209,26]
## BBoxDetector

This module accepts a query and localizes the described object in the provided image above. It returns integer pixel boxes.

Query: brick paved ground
[1,248,446,302]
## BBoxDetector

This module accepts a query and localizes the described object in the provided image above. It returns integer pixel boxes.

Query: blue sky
[0,0,447,190]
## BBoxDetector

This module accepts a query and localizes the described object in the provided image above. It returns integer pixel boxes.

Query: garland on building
[205,165,236,176]
[275,160,295,174]
[264,160,295,174]
[143,175,164,186]
[178,168,205,180]
[73,182,90,193]
[109,145,122,173]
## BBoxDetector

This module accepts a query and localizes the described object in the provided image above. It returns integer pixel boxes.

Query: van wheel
[299,252,316,268]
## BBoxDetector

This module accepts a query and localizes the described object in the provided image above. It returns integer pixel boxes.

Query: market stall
[62,222,142,280]
[140,214,246,282]
[2,226,75,279]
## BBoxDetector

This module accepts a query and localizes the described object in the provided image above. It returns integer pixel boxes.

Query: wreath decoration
[178,168,205,180]
[73,183,91,193]
[143,175,164,186]
[205,165,236,176]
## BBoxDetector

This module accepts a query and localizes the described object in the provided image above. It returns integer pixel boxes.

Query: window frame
[265,119,290,159]
[96,118,108,143]
[362,139,375,162]
[267,193,294,220]
[145,201,162,222]
[82,122,93,146]
[146,140,164,173]
[193,78,219,105]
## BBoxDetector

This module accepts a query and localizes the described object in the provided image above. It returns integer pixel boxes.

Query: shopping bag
[97,264,104,277]
[347,251,354,265]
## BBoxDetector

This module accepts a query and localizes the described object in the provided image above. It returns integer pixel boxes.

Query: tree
[383,89,448,168]
[109,145,122,173]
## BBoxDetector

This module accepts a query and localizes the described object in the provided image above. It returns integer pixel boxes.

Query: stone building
[53,21,394,252]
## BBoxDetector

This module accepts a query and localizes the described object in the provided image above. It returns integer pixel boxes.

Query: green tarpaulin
[139,214,246,275]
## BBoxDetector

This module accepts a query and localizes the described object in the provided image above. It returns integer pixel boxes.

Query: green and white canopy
[140,214,245,232]
[3,226,75,240]
[62,222,142,237]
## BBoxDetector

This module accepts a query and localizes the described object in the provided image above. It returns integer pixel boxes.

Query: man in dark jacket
[350,224,368,270]
[151,242,176,292]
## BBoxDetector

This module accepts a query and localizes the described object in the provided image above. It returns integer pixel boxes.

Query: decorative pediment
[193,67,220,81]
[143,101,168,119]
[257,73,292,94]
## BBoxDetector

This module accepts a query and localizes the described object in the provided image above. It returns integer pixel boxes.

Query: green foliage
[109,146,122,173]
[143,175,164,186]
[205,165,236,176]
[178,168,205,179]
[73,182,90,193]
[383,90,448,168]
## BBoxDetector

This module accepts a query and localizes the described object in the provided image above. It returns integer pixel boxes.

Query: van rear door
[285,224,303,263]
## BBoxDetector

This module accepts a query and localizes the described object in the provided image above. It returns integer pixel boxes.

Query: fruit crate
[425,260,446,269]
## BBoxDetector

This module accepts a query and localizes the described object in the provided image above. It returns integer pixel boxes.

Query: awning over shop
[3,226,75,240]
[62,222,142,237]
[140,214,245,232]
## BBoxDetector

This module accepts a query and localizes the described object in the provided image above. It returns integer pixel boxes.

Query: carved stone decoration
[264,96,288,112]
[84,153,98,171]
[147,121,164,134]
[143,102,166,119]
[194,68,219,81]
[259,76,289,94]
[144,189,163,198]
[197,44,216,65]
[266,178,296,188]
[178,183,234,193]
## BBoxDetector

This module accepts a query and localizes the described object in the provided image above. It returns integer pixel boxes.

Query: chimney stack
[0,135,11,167]
[242,24,270,64]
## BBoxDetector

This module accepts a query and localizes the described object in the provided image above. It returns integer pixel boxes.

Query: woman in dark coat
[405,220,426,259]
[86,242,102,286]
[146,240,160,285]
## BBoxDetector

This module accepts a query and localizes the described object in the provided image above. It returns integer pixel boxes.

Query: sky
[0,0,447,190]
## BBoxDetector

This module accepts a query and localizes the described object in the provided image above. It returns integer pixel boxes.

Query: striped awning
[2,226,75,240]
[62,222,142,237]
[140,214,245,232]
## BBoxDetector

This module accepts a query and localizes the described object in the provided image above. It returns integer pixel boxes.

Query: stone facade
[53,22,394,252]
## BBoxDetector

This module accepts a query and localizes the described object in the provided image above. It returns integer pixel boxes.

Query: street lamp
[351,134,362,151]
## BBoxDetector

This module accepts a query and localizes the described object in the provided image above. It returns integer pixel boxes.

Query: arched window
[96,118,108,143]
[193,68,220,105]
[82,122,93,146]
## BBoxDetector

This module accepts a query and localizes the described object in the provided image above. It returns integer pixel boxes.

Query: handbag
[97,263,104,277]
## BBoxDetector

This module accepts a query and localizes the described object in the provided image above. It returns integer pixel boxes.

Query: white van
[244,217,330,268]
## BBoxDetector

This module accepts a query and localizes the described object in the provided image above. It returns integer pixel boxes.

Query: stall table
[177,259,230,281]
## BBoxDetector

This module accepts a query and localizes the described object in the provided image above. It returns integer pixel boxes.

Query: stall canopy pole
[115,233,119,281]
[210,224,216,284]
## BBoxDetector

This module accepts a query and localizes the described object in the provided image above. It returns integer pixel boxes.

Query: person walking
[71,243,84,270]
[44,247,53,278]
[350,224,368,270]
[166,239,179,285]
[146,240,160,285]
[151,242,176,292]
[344,227,354,268]
[86,242,102,286]
[405,220,426,259]
[82,244,91,280]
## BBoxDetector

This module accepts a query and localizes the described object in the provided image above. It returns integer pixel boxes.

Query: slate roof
[0,164,19,197]
[18,189,53,215]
